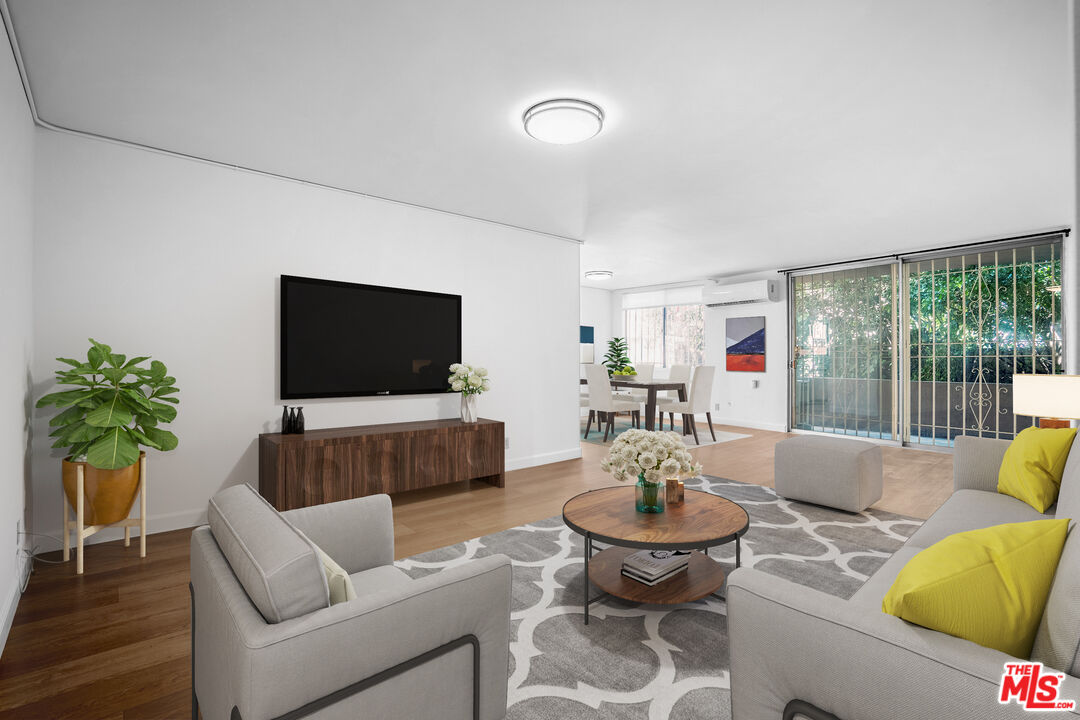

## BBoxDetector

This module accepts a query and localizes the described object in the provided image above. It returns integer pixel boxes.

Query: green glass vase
[635,474,665,513]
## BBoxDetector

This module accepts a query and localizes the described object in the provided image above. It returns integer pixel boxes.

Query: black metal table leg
[584,533,592,625]
[735,536,741,568]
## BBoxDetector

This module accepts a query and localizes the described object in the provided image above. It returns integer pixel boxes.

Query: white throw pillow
[300,533,357,605]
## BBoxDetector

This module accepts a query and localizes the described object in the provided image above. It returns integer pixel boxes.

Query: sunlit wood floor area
[0,425,952,719]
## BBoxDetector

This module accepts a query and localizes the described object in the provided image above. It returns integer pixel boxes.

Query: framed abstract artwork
[726,316,765,372]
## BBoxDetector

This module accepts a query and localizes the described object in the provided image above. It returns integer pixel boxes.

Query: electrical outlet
[752,379,760,389]
[504,437,510,449]
[714,403,720,411]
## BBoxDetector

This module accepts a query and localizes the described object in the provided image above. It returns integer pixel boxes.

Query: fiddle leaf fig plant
[36,338,180,470]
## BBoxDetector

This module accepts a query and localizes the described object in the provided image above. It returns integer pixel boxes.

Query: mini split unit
[702,279,779,306]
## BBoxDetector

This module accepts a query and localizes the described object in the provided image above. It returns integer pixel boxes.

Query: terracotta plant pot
[62,453,143,526]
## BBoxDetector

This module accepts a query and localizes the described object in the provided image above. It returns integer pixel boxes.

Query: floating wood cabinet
[258,418,505,511]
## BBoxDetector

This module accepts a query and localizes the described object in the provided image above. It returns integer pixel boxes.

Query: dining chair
[621,362,655,404]
[661,365,716,444]
[656,364,691,429]
[584,364,640,442]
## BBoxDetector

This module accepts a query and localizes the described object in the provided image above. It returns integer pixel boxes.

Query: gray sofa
[729,434,1080,719]
[190,484,513,720]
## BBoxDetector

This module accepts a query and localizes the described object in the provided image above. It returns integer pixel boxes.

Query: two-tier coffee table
[562,485,750,624]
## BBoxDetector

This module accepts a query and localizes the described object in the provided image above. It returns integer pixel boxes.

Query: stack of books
[621,549,691,586]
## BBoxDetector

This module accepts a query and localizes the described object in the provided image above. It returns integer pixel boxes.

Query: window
[623,304,705,368]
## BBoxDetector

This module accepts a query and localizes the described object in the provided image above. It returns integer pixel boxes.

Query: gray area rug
[396,476,922,720]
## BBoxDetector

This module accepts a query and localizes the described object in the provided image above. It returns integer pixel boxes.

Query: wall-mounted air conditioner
[703,279,779,306]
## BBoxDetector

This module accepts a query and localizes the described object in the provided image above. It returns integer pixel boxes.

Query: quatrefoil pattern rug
[395,476,922,720]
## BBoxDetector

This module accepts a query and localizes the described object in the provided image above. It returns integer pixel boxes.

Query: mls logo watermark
[999,662,1076,711]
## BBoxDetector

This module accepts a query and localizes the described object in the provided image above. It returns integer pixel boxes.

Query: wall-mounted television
[280,275,462,399]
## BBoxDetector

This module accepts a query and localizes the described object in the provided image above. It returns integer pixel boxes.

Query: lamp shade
[1012,374,1080,419]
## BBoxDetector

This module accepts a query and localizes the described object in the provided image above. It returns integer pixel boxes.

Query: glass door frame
[788,232,1067,448]
[786,259,903,445]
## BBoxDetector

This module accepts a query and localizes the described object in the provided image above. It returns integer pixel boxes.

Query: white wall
[579,286,612,366]
[704,272,788,432]
[0,30,35,654]
[31,131,581,545]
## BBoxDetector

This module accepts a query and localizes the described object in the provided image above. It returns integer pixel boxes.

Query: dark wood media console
[258,418,505,511]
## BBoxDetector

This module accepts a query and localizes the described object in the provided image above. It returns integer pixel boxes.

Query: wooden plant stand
[62,454,148,574]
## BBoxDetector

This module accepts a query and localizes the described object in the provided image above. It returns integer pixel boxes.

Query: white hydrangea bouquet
[448,363,490,423]
[600,429,703,512]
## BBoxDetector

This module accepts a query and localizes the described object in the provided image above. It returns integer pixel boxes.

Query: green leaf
[148,360,167,380]
[154,396,179,404]
[68,441,92,461]
[123,356,150,368]
[121,388,155,412]
[36,389,89,408]
[86,427,140,470]
[57,357,84,368]
[48,405,86,427]
[68,423,106,443]
[108,353,127,368]
[152,386,179,397]
[150,401,177,423]
[141,426,178,452]
[127,427,162,451]
[76,390,107,409]
[136,413,158,428]
[87,345,105,369]
[100,367,128,384]
[84,393,133,428]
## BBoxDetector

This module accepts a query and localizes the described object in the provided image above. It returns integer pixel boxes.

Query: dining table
[579,377,687,432]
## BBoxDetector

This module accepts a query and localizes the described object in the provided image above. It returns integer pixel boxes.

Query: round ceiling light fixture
[584,270,614,280]
[523,99,604,144]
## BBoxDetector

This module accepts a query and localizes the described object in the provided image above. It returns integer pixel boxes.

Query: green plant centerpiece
[37,339,179,526]
[602,337,633,378]
[600,429,702,513]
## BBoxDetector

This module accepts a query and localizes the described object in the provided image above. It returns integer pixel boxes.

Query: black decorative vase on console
[281,406,305,434]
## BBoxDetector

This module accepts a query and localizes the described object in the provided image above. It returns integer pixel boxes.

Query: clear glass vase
[635,474,665,513]
[460,393,478,423]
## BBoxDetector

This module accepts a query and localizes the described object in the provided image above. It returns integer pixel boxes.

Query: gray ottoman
[774,435,883,512]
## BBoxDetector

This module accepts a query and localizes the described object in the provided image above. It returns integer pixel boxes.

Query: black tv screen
[280,275,461,399]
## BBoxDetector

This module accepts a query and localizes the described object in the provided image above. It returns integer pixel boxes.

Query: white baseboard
[506,447,582,472]
[0,552,30,659]
[708,417,788,433]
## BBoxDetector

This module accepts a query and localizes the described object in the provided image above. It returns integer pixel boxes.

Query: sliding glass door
[904,243,1063,445]
[789,235,1065,446]
[790,264,898,439]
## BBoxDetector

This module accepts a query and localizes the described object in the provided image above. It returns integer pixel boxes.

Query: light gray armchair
[727,434,1080,719]
[189,484,512,720]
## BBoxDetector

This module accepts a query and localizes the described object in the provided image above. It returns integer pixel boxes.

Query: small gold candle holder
[677,481,684,502]
[660,479,678,507]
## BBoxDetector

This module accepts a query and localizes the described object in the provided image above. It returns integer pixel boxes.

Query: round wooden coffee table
[562,485,750,624]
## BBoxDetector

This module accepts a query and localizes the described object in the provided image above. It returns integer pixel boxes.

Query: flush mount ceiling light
[523,99,604,144]
[584,270,614,280]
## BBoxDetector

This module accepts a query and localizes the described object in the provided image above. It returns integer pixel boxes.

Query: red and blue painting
[726,316,765,372]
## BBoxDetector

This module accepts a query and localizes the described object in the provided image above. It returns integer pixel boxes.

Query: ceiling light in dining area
[584,270,614,280]
[523,99,604,144]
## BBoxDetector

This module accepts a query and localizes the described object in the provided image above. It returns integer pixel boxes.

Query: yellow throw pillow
[998,427,1077,513]
[882,519,1069,658]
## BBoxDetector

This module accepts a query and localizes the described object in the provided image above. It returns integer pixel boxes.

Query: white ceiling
[6,0,1073,289]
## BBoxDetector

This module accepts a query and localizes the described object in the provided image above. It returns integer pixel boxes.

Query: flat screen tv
[280,275,462,399]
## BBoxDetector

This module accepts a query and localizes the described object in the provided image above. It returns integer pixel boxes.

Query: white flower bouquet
[599,429,703,511]
[447,363,491,396]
